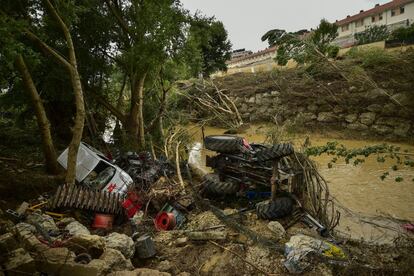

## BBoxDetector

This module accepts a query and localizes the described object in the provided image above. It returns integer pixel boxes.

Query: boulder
[333,105,344,114]
[391,92,412,106]
[156,260,172,272]
[246,96,255,104]
[13,223,48,252]
[270,90,280,96]
[345,114,358,123]
[66,221,90,236]
[381,103,398,116]
[317,112,337,123]
[367,104,382,112]
[347,123,368,131]
[26,213,58,232]
[372,124,393,135]
[42,247,76,263]
[267,221,286,239]
[359,112,376,126]
[393,122,411,137]
[105,232,135,259]
[108,268,171,276]
[301,113,317,123]
[100,248,134,272]
[365,88,387,99]
[307,104,318,112]
[67,234,105,258]
[4,248,35,275]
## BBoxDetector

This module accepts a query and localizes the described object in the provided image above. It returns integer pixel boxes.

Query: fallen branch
[208,241,275,276]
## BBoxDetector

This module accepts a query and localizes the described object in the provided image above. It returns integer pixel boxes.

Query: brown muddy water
[186,124,414,244]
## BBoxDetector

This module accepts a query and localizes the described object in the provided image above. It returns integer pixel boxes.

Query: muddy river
[186,124,414,244]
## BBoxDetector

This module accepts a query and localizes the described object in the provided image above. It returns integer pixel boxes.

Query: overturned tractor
[201,135,306,220]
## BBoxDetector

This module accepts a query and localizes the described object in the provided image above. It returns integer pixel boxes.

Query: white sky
[181,0,390,51]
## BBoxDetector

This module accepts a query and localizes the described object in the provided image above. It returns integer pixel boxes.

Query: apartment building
[334,0,414,47]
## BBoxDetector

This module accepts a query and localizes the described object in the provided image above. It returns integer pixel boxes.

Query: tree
[186,16,232,77]
[355,25,389,45]
[14,55,59,174]
[262,19,339,66]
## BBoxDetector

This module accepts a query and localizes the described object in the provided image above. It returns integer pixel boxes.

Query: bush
[355,25,389,45]
[345,47,400,68]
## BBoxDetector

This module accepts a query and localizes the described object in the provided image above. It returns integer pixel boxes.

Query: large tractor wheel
[255,143,294,162]
[202,173,240,195]
[256,197,294,220]
[204,135,245,154]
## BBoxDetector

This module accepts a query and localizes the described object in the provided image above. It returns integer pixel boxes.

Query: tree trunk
[15,55,59,175]
[127,72,147,150]
[42,0,85,185]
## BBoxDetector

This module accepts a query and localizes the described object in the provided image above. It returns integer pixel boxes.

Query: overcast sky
[181,0,390,52]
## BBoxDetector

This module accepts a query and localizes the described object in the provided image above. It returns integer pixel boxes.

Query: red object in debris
[92,213,114,229]
[154,212,176,231]
[122,191,143,218]
[402,223,414,232]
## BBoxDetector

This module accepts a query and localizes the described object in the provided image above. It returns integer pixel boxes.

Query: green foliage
[185,16,232,77]
[391,23,414,42]
[355,25,389,45]
[345,47,400,68]
[305,141,414,182]
[262,19,339,66]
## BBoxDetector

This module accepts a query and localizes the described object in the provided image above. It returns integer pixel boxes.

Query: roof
[336,0,414,26]
[227,46,277,64]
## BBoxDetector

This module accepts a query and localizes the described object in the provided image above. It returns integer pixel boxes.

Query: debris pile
[2,138,412,275]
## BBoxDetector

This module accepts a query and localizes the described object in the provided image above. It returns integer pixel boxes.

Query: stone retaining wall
[226,88,413,139]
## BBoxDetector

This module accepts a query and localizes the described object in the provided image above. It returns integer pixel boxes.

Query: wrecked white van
[57,142,133,195]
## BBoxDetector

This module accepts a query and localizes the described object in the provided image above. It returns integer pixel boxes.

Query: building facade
[334,0,414,48]
[227,47,277,69]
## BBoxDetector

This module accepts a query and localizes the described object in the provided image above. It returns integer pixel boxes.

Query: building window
[392,6,405,16]
[355,19,364,27]
[372,14,383,22]
[372,16,375,23]
[341,24,349,31]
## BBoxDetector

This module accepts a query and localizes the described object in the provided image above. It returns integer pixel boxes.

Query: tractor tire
[256,197,294,220]
[255,143,294,162]
[204,135,244,154]
[202,173,240,195]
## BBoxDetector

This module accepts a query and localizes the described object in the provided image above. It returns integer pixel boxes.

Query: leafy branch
[305,142,414,182]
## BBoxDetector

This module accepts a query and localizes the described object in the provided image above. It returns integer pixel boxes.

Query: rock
[367,104,382,112]
[255,94,263,104]
[0,232,18,252]
[56,217,77,228]
[67,234,105,258]
[177,273,191,276]
[100,248,134,272]
[345,114,358,123]
[381,103,397,116]
[347,123,368,131]
[39,258,108,276]
[42,247,76,263]
[13,223,48,252]
[267,221,286,239]
[372,124,393,135]
[348,86,357,92]
[109,268,171,276]
[393,121,411,137]
[359,112,376,126]
[271,90,280,96]
[156,260,172,272]
[333,105,344,114]
[302,113,317,122]
[4,248,35,275]
[365,88,387,99]
[246,96,255,103]
[307,104,318,112]
[66,221,90,236]
[317,112,337,123]
[26,213,58,232]
[174,237,188,247]
[105,232,135,259]
[391,92,412,105]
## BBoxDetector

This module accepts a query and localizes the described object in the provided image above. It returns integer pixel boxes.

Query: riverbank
[177,48,414,143]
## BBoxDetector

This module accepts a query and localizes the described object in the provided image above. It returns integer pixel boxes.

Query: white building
[227,47,277,69]
[334,0,414,48]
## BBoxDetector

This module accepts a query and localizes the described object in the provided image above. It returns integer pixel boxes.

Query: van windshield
[82,161,116,189]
